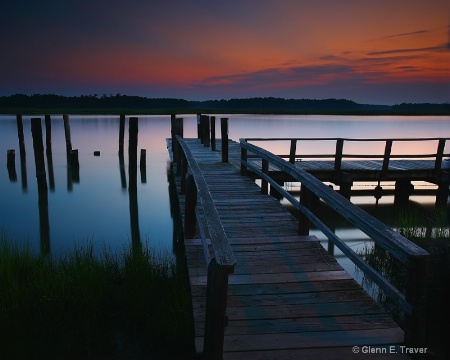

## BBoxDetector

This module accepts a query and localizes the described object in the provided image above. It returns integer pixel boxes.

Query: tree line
[0,94,449,115]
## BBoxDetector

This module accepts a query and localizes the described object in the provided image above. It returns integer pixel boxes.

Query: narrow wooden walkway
[169,139,410,359]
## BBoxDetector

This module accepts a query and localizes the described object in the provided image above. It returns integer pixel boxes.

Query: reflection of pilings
[45,115,55,190]
[119,152,127,190]
[63,115,73,191]
[140,149,147,184]
[71,149,80,183]
[128,117,140,250]
[16,114,28,190]
[7,149,17,182]
[128,117,138,192]
[31,118,50,255]
[45,115,52,149]
[119,114,125,156]
[129,186,141,251]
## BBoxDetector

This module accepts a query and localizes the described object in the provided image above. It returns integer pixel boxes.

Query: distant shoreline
[1,109,450,116]
[1,94,449,116]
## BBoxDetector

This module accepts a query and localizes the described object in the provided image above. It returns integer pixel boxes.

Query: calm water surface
[1,114,449,278]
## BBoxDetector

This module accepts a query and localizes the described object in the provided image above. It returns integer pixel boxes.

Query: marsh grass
[0,236,194,359]
[358,207,450,358]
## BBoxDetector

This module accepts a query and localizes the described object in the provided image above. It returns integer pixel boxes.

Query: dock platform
[168,138,411,359]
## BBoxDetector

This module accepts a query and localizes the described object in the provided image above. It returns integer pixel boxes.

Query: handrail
[175,134,236,360]
[244,137,450,172]
[240,138,430,347]
[176,134,236,270]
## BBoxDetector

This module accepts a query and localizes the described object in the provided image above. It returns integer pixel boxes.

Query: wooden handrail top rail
[176,135,236,270]
[244,136,450,142]
[240,139,430,264]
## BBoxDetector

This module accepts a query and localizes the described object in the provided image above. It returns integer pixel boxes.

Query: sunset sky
[1,0,450,104]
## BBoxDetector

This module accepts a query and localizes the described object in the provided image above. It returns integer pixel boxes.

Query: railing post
[240,146,247,176]
[261,159,269,194]
[171,115,183,165]
[382,139,393,178]
[404,256,428,347]
[434,138,445,173]
[184,174,197,238]
[221,118,229,163]
[203,258,229,360]
[289,139,297,164]
[334,138,343,173]
[211,116,216,151]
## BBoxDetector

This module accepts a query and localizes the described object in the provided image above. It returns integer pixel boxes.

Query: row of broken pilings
[7,114,148,189]
[6,114,148,255]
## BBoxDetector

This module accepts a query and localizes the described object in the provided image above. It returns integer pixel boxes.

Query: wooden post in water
[31,118,47,193]
[119,114,125,156]
[45,115,55,190]
[128,117,138,192]
[16,114,25,145]
[31,117,50,254]
[221,118,228,163]
[7,150,17,182]
[211,116,216,151]
[63,114,72,154]
[45,115,52,149]
[16,114,28,190]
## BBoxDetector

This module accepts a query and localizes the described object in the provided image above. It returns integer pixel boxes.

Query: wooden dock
[168,138,413,359]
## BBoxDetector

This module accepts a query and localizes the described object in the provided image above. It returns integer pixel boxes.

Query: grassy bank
[360,207,450,359]
[0,238,195,359]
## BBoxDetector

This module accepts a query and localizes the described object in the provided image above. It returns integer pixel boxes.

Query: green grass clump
[0,238,194,359]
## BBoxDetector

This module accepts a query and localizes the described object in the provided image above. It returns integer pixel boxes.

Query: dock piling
[221,118,228,163]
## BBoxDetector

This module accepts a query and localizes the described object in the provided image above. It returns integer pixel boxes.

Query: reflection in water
[128,117,141,251]
[16,114,28,190]
[45,115,55,191]
[31,118,50,255]
[7,150,17,182]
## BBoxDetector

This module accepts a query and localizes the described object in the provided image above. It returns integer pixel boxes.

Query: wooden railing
[244,136,450,175]
[240,138,430,347]
[174,133,236,360]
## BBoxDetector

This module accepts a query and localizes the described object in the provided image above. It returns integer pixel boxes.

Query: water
[1,114,449,274]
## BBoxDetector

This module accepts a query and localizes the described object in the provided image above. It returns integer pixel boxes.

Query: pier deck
[168,138,411,359]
